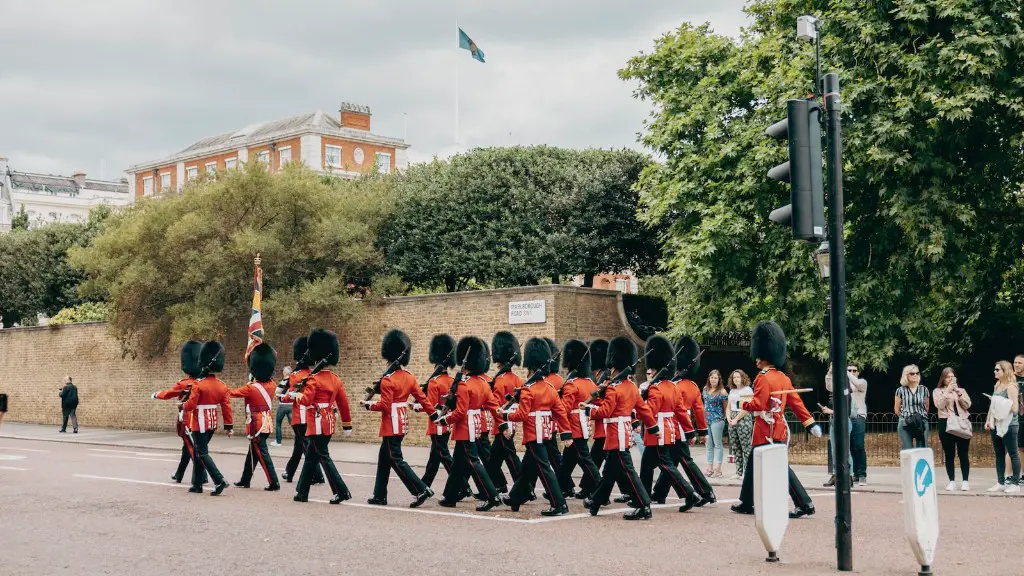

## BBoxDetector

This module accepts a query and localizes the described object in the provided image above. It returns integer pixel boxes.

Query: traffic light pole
[824,72,853,572]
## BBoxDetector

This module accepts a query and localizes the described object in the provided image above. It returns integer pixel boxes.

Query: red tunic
[643,379,680,447]
[490,370,522,435]
[505,379,572,445]
[445,374,501,442]
[298,370,352,437]
[561,376,598,440]
[591,371,607,440]
[423,373,453,436]
[229,380,276,438]
[369,368,431,437]
[280,368,312,426]
[675,378,707,436]
[741,368,815,446]
[590,378,655,451]
[182,376,233,433]
[154,378,193,438]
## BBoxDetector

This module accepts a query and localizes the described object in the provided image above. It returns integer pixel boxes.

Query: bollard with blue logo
[900,448,939,576]
[754,444,790,563]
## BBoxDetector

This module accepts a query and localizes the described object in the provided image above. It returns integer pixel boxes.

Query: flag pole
[455,20,460,151]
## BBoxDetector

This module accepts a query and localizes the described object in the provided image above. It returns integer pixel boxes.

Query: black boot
[367,497,388,506]
[233,481,249,488]
[293,494,308,502]
[410,488,434,509]
[264,483,280,491]
[613,494,630,503]
[282,472,292,483]
[501,495,520,512]
[541,504,569,516]
[789,504,815,519]
[476,498,502,512]
[679,495,701,513]
[171,475,182,483]
[731,503,754,515]
[623,506,652,520]
[188,486,203,494]
[823,475,836,487]
[330,492,351,505]
[210,482,228,496]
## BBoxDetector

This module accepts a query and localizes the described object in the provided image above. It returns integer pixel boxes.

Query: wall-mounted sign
[508,300,546,325]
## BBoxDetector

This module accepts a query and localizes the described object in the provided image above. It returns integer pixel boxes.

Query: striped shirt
[896,385,929,418]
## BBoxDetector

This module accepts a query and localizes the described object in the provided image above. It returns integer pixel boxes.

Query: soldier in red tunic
[500,337,572,516]
[418,334,456,489]
[485,331,523,495]
[542,337,565,491]
[581,339,609,497]
[181,341,233,496]
[151,340,206,484]
[291,329,353,505]
[279,337,323,485]
[556,339,602,498]
[230,343,280,491]
[732,321,821,517]
[364,329,435,508]
[584,336,657,520]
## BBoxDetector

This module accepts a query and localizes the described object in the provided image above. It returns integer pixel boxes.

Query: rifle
[672,348,707,383]
[431,347,473,422]
[500,370,547,412]
[586,345,655,406]
[364,346,410,403]
[177,353,225,406]
[420,346,457,394]
[289,356,329,396]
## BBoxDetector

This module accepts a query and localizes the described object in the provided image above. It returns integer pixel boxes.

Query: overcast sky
[0,0,748,180]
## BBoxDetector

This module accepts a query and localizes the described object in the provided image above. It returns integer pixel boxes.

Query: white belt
[529,410,552,444]
[312,402,330,435]
[391,403,407,433]
[656,412,674,446]
[571,408,590,440]
[197,404,217,433]
[608,416,631,449]
[296,397,307,424]
[468,409,482,442]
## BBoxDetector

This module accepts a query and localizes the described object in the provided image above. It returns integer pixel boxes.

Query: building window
[187,166,198,180]
[257,151,270,165]
[615,278,627,293]
[279,146,292,167]
[160,173,171,191]
[143,176,153,195]
[375,152,391,174]
[205,162,217,174]
[225,157,237,171]
[325,145,342,168]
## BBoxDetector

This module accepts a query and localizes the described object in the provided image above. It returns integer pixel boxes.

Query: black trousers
[485,433,522,492]
[558,438,601,495]
[174,434,207,482]
[286,423,324,483]
[592,448,649,508]
[422,434,454,488]
[509,442,565,508]
[442,440,497,502]
[239,432,278,486]
[191,430,224,488]
[938,419,971,482]
[374,435,426,499]
[535,438,570,492]
[60,406,78,431]
[654,440,715,501]
[585,437,630,496]
[640,444,696,501]
[738,448,812,509]
[295,434,349,499]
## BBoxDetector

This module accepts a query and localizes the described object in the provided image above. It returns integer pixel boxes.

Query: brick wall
[0,286,638,447]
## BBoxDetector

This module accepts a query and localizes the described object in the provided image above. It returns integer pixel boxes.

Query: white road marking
[0,466,29,471]
[90,448,177,458]
[0,454,27,461]
[92,454,180,463]
[73,474,190,488]
[0,446,49,452]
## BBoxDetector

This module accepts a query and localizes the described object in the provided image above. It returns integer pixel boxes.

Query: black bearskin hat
[381,329,411,366]
[429,334,457,368]
[543,338,559,374]
[180,340,203,378]
[674,336,701,378]
[491,331,521,366]
[562,339,591,374]
[248,343,277,382]
[308,329,340,366]
[589,339,609,372]
[292,336,308,364]
[523,337,552,372]
[607,336,637,371]
[456,336,490,375]
[199,341,225,374]
[751,321,787,368]
[644,335,675,372]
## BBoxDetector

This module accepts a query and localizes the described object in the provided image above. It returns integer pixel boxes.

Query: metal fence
[775,411,997,467]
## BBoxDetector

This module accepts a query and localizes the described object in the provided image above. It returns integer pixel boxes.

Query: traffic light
[766,99,825,242]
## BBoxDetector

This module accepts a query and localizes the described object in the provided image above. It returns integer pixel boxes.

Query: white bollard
[754,443,790,563]
[900,448,939,575]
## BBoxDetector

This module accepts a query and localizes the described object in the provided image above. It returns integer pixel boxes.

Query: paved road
[0,435,1018,575]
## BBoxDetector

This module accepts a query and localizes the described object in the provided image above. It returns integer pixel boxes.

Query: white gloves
[150,392,157,399]
[287,391,302,400]
[809,424,822,438]
[343,429,353,438]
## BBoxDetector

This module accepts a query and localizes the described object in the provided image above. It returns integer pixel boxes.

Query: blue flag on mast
[458,28,485,63]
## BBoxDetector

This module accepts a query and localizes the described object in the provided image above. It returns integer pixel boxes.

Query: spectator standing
[702,370,728,477]
[985,361,1020,493]
[825,365,868,486]
[933,367,972,491]
[726,370,753,480]
[895,364,929,449]
[272,366,293,447]
[1015,355,1024,463]
[58,376,79,433]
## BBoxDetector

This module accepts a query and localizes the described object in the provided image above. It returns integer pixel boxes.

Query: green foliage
[0,206,112,325]
[11,205,29,231]
[621,0,1024,369]
[49,301,109,325]
[380,146,659,291]
[70,164,395,357]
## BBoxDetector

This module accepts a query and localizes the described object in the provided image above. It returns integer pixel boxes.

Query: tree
[620,0,1024,369]
[380,146,659,291]
[11,205,29,231]
[70,164,396,357]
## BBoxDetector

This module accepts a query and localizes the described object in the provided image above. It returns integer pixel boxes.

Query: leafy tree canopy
[380,146,659,291]
[70,164,395,357]
[621,0,1024,369]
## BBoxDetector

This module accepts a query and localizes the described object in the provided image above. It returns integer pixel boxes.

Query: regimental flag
[244,258,264,361]
[458,28,485,63]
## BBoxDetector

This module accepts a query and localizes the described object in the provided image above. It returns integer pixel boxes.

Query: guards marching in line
[180,341,232,496]
[485,331,523,495]
[418,334,456,489]
[556,339,601,498]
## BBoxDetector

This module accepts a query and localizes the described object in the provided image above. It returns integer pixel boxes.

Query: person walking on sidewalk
[58,376,79,433]
[702,370,728,477]
[986,361,1020,493]
[726,370,753,480]
[271,366,292,447]
[933,367,972,492]
[895,364,929,449]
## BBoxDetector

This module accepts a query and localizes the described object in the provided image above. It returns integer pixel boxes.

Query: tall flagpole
[455,20,460,151]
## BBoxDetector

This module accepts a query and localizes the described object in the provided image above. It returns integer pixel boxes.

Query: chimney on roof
[72,170,87,188]
[339,102,371,131]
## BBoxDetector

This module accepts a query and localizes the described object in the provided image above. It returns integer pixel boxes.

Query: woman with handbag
[933,368,972,491]
[895,364,930,449]
[985,361,1020,493]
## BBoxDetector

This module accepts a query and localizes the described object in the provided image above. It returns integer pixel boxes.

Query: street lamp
[814,241,830,281]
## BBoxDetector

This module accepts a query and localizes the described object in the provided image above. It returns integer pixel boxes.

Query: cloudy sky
[0,0,748,180]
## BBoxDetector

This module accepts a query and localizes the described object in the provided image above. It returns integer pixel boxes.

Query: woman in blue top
[702,370,729,477]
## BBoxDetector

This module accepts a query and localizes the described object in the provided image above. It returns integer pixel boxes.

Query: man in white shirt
[825,365,869,486]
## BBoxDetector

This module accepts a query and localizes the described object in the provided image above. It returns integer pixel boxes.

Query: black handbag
[903,412,926,437]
